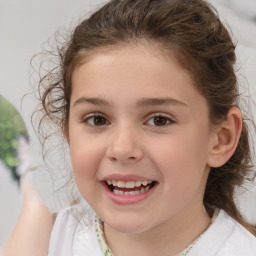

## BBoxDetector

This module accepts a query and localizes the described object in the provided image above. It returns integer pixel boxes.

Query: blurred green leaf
[0,94,29,173]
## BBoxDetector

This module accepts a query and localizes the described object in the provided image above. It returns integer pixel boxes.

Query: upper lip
[102,174,155,182]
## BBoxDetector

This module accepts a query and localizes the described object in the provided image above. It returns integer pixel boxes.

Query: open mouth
[104,180,157,196]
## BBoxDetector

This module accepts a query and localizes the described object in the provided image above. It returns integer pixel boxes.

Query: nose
[106,124,144,164]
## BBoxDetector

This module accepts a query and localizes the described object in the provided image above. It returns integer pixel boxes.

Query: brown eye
[153,116,168,126]
[146,114,174,127]
[85,115,109,126]
[94,116,107,125]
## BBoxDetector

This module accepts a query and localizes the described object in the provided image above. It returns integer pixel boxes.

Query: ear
[207,106,242,167]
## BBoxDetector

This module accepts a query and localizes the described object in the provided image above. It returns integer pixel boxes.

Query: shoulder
[48,204,103,256]
[189,209,256,256]
[48,205,82,256]
[216,211,256,256]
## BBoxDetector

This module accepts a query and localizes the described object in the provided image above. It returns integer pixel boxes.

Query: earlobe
[207,107,242,168]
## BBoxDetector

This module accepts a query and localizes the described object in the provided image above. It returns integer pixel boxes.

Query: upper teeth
[106,180,152,188]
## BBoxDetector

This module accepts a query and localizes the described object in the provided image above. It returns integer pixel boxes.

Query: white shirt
[48,206,256,256]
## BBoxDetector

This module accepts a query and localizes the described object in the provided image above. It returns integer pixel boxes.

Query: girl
[4,0,256,255]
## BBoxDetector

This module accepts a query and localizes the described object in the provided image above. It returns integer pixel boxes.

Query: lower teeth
[113,185,150,196]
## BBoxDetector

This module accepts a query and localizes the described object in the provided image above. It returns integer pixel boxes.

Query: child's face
[69,45,214,234]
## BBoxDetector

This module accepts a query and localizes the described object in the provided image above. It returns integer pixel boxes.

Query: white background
[0,0,255,245]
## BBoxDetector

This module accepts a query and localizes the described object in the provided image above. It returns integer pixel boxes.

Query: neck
[104,203,211,256]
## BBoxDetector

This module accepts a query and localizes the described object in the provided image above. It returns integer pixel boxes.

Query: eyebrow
[73,97,111,107]
[137,97,188,108]
[73,97,188,108]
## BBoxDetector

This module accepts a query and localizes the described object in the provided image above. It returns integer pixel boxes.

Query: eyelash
[145,114,175,127]
[82,113,175,127]
[83,113,110,127]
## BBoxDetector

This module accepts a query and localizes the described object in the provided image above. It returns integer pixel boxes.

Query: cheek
[69,137,105,187]
[70,143,102,205]
[148,129,209,182]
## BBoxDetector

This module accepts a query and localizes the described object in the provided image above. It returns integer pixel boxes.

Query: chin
[103,214,153,234]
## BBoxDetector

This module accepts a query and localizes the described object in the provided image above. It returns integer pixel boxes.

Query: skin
[68,44,218,256]
[1,175,52,256]
[2,44,242,256]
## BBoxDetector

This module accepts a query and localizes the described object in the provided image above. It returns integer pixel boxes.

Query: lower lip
[101,182,157,205]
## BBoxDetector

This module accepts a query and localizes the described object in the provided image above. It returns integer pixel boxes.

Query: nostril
[106,136,144,164]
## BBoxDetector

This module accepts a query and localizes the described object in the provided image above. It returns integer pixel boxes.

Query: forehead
[71,45,206,111]
[74,42,193,84]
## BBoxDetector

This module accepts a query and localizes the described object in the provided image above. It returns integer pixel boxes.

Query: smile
[105,180,156,196]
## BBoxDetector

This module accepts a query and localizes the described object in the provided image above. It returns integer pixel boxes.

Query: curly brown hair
[35,0,256,234]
